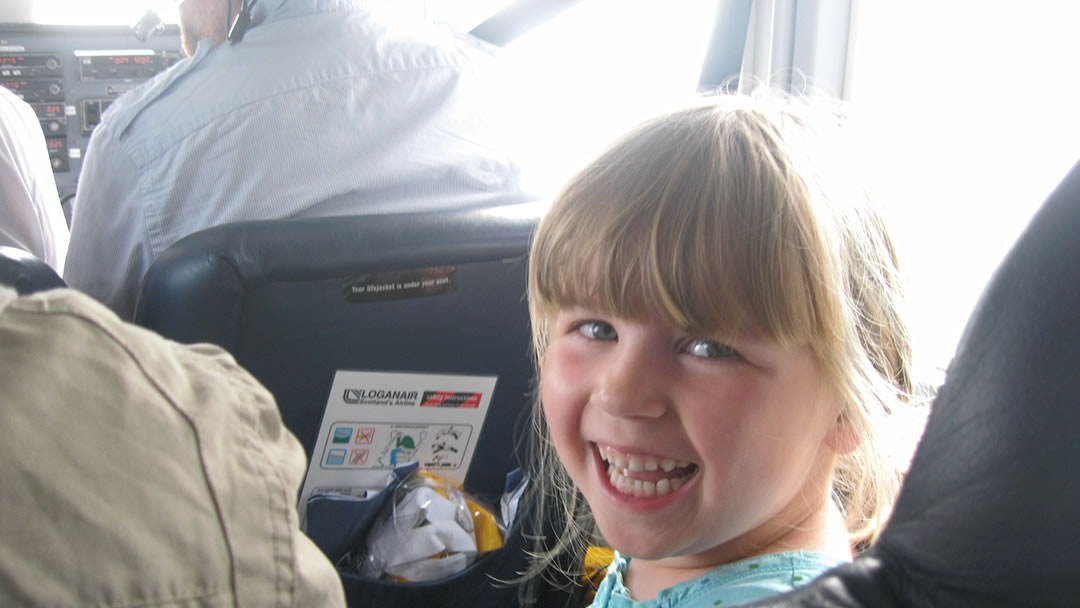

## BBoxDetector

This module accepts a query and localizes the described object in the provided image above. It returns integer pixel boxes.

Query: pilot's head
[178,0,247,56]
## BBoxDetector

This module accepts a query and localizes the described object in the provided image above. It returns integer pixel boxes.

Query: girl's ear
[825,414,860,455]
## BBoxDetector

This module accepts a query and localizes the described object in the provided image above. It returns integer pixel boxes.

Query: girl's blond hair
[522,91,917,597]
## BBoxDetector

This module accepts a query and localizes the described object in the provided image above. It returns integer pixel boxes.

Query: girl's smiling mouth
[594,443,699,499]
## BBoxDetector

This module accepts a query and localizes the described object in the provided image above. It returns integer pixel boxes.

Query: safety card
[298,370,497,520]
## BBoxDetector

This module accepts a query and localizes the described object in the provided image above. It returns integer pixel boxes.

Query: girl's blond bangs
[530,105,838,354]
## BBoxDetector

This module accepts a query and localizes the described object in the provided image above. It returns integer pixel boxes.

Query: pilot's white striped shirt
[65,0,530,319]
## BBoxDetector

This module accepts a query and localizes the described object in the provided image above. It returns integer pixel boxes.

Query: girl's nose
[592,344,669,419]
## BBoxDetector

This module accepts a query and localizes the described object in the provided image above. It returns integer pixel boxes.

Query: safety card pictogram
[298,369,497,521]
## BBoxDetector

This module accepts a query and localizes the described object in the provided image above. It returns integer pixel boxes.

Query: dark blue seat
[134,200,561,607]
[135,201,544,500]
[0,246,66,295]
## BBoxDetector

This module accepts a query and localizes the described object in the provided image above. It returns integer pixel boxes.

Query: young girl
[523,92,919,607]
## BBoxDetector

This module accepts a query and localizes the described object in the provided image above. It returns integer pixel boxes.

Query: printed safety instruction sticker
[298,370,497,521]
[343,266,457,303]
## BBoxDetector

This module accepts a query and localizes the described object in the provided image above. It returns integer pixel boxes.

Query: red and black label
[420,391,482,408]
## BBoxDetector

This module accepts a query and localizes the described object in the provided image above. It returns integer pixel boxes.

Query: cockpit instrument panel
[0,23,182,212]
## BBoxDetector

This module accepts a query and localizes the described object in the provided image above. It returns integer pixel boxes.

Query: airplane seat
[0,246,66,295]
[133,199,563,607]
[746,158,1080,607]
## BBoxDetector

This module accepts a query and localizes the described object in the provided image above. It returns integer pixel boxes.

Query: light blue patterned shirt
[590,550,848,608]
[65,0,530,319]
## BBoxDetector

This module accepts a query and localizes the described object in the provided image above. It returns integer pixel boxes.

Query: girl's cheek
[540,348,586,428]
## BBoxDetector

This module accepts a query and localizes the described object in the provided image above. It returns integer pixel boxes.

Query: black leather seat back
[0,246,65,295]
[135,202,542,498]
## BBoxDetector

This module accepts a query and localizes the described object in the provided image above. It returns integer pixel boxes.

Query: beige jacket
[0,287,345,607]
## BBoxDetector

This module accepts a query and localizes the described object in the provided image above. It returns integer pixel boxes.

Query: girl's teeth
[605,462,694,498]
[612,452,628,469]
[600,446,686,474]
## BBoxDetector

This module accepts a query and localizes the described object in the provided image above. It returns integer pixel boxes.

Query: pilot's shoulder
[101,47,206,139]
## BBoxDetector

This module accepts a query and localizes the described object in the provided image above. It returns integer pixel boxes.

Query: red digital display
[32,103,64,118]
[92,55,157,67]
[0,54,60,69]
[46,139,65,150]
[1,79,62,102]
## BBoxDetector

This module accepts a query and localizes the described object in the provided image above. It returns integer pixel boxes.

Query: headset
[131,0,258,46]
[227,0,258,44]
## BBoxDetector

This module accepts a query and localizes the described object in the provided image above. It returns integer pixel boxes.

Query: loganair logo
[343,388,419,404]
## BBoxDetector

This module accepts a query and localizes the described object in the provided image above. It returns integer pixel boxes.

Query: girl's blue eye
[578,320,618,341]
[686,339,739,360]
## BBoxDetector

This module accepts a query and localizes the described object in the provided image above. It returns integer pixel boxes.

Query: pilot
[0,85,69,273]
[64,0,531,319]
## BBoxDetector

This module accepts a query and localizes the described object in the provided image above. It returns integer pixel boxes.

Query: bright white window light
[29,0,508,28]
[848,0,1080,372]
[32,0,176,25]
[499,0,718,197]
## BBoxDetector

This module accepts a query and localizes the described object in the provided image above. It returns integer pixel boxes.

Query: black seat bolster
[0,246,65,295]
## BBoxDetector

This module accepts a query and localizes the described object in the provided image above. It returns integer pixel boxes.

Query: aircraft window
[31,0,179,25]
[847,0,1080,373]
[27,0,515,29]
[499,0,719,196]
[404,0,515,32]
